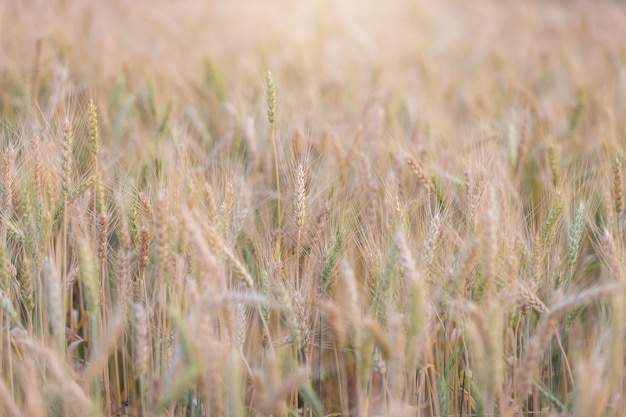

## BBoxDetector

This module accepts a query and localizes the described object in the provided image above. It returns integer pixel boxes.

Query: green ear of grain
[535,382,565,412]
[53,175,96,223]
[320,228,345,290]
[565,202,586,284]
[371,243,398,322]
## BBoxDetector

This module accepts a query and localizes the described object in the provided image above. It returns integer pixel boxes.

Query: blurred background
[2,0,626,152]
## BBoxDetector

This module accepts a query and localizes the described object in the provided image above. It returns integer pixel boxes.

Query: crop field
[1,0,626,416]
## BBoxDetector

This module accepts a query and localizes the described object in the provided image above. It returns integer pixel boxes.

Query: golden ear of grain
[60,118,74,198]
[0,145,16,218]
[138,226,153,271]
[138,191,153,226]
[518,282,548,315]
[32,135,44,199]
[96,212,109,261]
[293,163,306,231]
[87,98,100,159]
[406,157,433,193]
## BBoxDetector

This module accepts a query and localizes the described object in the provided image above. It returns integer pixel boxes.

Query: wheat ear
[293,162,306,289]
[266,71,282,261]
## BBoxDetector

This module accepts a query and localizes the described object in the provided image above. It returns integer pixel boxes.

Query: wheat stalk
[266,71,282,261]
[614,157,624,215]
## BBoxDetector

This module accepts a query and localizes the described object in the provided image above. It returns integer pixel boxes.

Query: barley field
[1,0,626,416]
